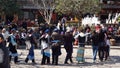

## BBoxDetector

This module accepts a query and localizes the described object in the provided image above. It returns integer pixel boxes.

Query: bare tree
[31,0,55,24]
[30,0,100,24]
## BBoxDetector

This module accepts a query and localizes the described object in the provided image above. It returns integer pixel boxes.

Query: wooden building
[100,0,120,23]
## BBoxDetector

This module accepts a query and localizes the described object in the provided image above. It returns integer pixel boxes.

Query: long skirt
[76,47,85,63]
[27,44,34,60]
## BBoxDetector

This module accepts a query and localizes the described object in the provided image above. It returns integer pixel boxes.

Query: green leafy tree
[55,0,101,20]
[31,0,101,24]
[0,0,21,21]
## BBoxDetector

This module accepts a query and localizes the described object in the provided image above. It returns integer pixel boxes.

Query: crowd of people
[0,18,120,68]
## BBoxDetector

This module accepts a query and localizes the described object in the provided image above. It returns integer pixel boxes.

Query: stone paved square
[11,46,120,68]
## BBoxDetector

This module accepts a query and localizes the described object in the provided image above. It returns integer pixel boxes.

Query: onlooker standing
[22,19,27,31]
[73,28,79,45]
[84,24,91,32]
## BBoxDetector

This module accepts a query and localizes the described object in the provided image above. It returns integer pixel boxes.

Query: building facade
[16,0,120,24]
[100,0,120,12]
[100,0,120,23]
[16,0,39,20]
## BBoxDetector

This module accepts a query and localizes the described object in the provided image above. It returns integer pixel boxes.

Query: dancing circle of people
[0,23,118,66]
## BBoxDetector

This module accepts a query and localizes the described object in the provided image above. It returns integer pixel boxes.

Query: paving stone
[11,46,120,68]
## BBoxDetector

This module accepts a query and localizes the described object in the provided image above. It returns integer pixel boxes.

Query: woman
[8,29,19,63]
[25,29,36,64]
[75,29,90,63]
[40,29,51,65]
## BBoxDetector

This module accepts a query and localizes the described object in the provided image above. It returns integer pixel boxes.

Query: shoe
[64,62,69,64]
[70,60,73,63]
[41,63,45,65]
[55,63,58,65]
[32,62,37,65]
[52,63,54,65]
[15,61,20,64]
[93,60,96,63]
[70,61,73,63]
[105,58,108,61]
[25,60,28,63]
[25,58,28,63]
[47,63,51,65]
[100,59,103,62]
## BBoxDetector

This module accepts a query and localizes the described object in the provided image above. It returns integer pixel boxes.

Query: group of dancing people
[0,24,113,67]
[1,27,75,65]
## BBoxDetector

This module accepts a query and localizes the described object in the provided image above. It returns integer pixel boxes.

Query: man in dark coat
[98,29,106,62]
[0,34,10,68]
[51,29,62,65]
[63,30,75,64]
[90,31,99,63]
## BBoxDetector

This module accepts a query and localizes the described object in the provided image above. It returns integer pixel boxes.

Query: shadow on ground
[13,56,120,68]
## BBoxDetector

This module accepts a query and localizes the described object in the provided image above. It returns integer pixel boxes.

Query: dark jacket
[98,30,105,42]
[91,32,99,46]
[51,44,61,56]
[51,32,61,56]
[29,34,36,45]
[78,33,86,44]
[63,32,74,53]
[0,42,10,68]
[8,35,17,53]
